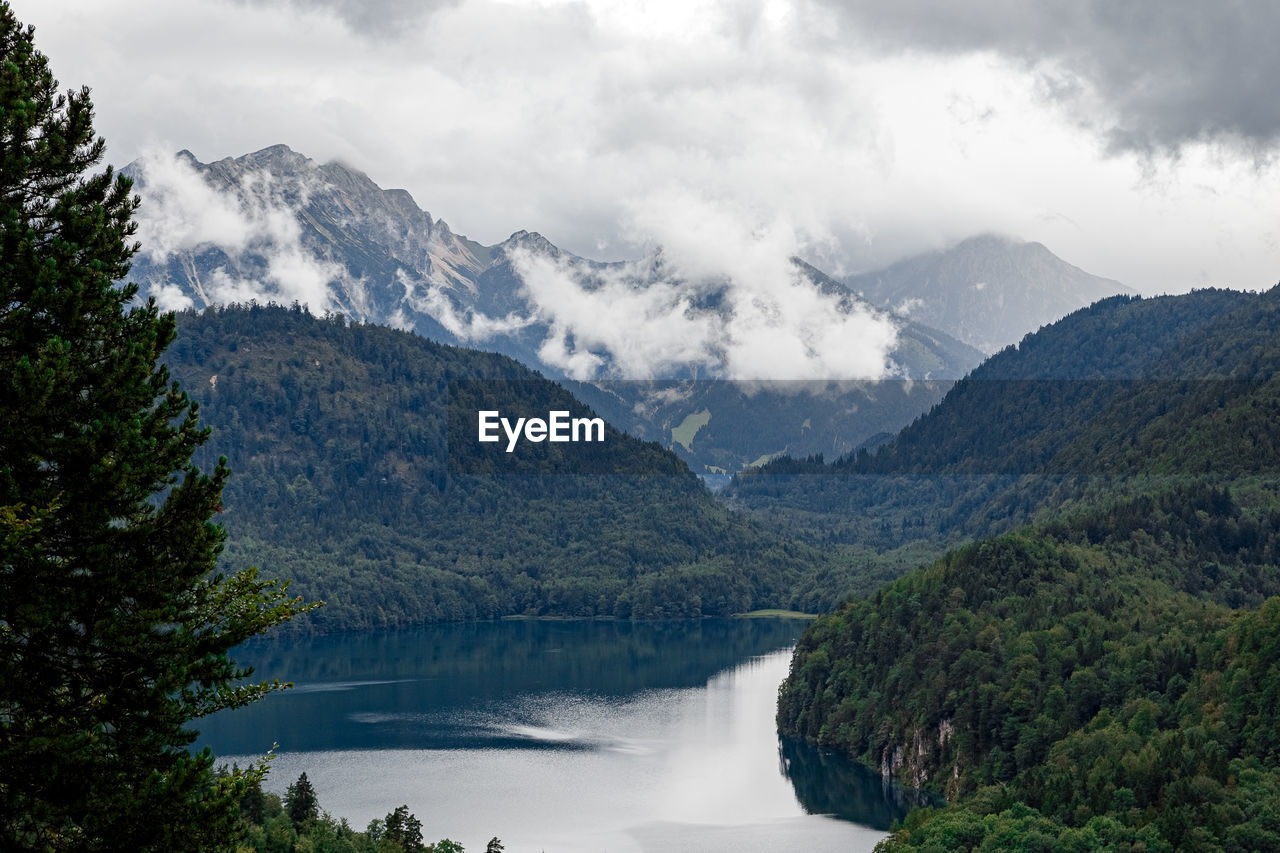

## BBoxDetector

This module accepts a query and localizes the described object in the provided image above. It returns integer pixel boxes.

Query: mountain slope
[777,288,1280,850]
[781,485,1280,849]
[726,288,1259,555]
[128,145,984,483]
[166,304,830,631]
[847,234,1132,354]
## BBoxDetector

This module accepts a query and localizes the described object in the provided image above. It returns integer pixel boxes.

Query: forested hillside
[166,304,828,630]
[727,289,1261,557]
[782,484,1280,850]
[776,288,1280,850]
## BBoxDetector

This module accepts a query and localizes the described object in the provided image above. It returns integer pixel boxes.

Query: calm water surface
[202,619,927,853]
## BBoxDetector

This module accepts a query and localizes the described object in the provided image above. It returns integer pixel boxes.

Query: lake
[201,618,929,852]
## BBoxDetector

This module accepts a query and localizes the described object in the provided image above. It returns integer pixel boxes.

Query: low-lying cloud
[396,268,533,342]
[132,150,350,314]
[129,148,901,381]
[507,207,901,382]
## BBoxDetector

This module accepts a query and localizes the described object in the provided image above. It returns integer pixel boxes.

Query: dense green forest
[776,287,1280,850]
[727,289,1270,565]
[165,304,855,630]
[782,484,1280,851]
[566,376,956,485]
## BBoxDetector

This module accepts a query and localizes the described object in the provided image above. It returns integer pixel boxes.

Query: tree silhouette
[0,3,313,849]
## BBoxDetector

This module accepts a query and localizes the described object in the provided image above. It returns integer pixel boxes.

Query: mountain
[163,303,849,631]
[124,145,491,343]
[125,145,983,483]
[726,288,1258,558]
[776,287,1280,850]
[781,486,1280,850]
[847,234,1132,354]
[127,145,980,382]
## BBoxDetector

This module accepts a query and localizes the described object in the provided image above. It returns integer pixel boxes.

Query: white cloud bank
[132,149,350,314]
[508,206,900,382]
[25,0,1280,296]
[130,148,900,380]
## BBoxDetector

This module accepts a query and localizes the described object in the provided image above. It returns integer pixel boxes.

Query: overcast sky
[19,0,1280,294]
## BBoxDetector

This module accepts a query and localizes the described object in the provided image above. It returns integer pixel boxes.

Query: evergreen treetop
[0,4,314,849]
[284,773,320,827]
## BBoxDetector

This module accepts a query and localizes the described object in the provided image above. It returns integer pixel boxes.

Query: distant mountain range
[847,234,1132,354]
[125,145,978,379]
[124,145,1124,480]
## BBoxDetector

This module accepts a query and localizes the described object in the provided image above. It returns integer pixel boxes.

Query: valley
[10,2,1280,850]
[143,147,1280,850]
[136,147,1280,851]
[160,280,1280,849]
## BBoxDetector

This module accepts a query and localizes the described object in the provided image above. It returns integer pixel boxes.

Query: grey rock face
[847,234,1131,355]
[127,144,983,382]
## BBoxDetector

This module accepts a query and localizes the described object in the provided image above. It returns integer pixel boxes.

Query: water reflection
[197,618,806,754]
[779,738,938,831]
[203,619,924,852]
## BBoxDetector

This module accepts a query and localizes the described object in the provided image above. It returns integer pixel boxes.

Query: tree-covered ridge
[753,288,1256,474]
[778,481,1280,850]
[726,288,1276,559]
[774,286,1280,849]
[164,303,832,630]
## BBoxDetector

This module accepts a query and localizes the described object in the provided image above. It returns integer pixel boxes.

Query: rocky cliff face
[878,717,965,799]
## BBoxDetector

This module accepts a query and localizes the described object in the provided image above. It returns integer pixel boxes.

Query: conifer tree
[383,804,426,852]
[284,773,320,827]
[0,4,313,850]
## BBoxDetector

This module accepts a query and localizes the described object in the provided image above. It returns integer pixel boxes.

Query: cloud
[28,0,1280,299]
[231,0,458,37]
[396,269,533,342]
[132,150,258,260]
[507,201,901,381]
[152,282,195,312]
[510,248,724,379]
[815,0,1280,156]
[131,149,350,313]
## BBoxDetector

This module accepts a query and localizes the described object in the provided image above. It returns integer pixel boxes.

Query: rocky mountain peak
[497,229,561,259]
[234,143,313,173]
[126,144,981,388]
[847,235,1131,354]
